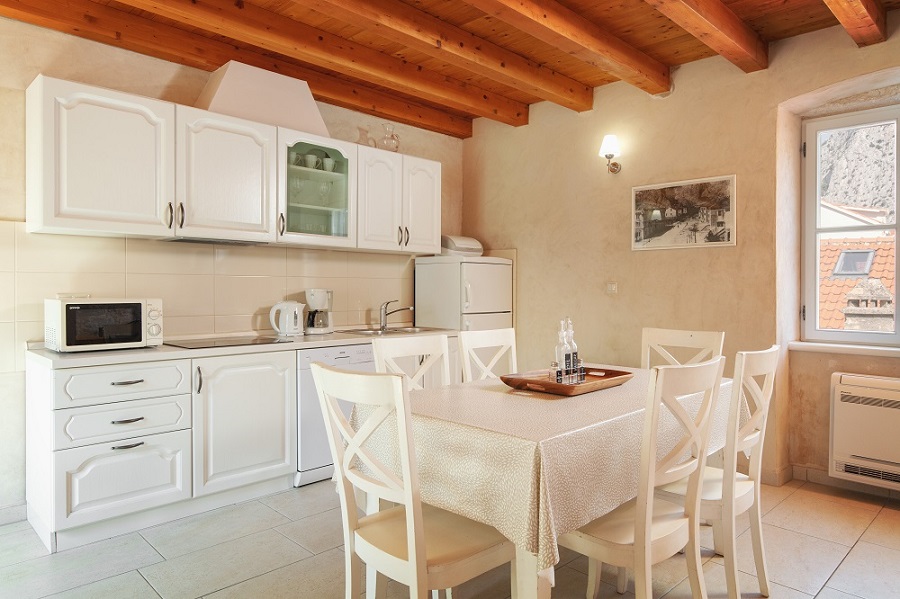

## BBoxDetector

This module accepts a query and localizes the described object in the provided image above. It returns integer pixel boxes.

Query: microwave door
[66,302,144,347]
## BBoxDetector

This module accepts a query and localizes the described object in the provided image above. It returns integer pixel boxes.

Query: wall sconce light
[599,134,621,174]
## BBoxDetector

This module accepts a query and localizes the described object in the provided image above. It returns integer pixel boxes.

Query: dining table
[401,364,734,599]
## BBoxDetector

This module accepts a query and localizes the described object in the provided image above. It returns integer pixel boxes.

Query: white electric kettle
[269,301,304,337]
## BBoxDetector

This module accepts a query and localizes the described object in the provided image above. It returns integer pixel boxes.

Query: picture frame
[632,175,736,250]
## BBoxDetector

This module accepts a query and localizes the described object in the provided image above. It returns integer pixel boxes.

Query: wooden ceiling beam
[822,0,887,47]
[643,0,769,72]
[460,0,670,95]
[0,0,473,137]
[308,0,594,112]
[110,0,528,126]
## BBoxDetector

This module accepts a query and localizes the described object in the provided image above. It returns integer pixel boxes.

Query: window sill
[788,341,900,358]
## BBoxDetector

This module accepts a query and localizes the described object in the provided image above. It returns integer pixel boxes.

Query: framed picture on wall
[632,175,736,250]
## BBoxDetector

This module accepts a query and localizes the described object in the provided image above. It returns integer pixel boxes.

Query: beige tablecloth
[364,366,732,571]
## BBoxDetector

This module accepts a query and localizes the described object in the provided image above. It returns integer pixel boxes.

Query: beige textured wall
[0,16,462,520]
[463,14,900,485]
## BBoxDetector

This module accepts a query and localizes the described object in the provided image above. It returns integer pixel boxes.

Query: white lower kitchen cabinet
[192,351,297,496]
[53,429,192,530]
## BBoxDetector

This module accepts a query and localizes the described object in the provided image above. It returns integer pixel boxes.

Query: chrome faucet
[379,299,414,331]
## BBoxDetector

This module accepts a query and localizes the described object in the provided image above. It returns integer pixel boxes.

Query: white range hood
[194,61,330,137]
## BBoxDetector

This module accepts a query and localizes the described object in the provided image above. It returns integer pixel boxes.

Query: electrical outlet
[606,282,618,295]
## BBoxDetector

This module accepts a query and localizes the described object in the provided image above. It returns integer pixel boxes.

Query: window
[833,250,875,276]
[802,105,898,345]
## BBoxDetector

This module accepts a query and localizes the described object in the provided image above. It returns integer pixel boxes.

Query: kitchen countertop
[26,328,457,369]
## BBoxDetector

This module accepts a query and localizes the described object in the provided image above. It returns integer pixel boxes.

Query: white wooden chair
[656,345,779,599]
[372,334,451,390]
[640,327,725,369]
[310,363,516,599]
[558,356,725,599]
[458,328,518,382]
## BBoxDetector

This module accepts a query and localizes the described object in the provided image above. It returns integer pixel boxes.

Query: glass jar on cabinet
[277,130,357,247]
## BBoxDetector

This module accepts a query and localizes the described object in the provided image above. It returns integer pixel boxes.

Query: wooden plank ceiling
[1,0,896,138]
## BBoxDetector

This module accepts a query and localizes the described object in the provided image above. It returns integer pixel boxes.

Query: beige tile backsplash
[0,223,414,372]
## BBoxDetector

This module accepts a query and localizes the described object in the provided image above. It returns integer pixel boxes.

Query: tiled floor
[1,479,899,598]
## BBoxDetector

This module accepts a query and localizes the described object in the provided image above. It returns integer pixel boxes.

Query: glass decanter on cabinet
[280,133,356,247]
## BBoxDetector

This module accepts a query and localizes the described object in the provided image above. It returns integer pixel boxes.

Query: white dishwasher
[295,344,375,486]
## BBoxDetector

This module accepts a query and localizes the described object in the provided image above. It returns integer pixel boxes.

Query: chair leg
[586,558,602,599]
[686,519,709,599]
[720,511,740,599]
[711,519,724,556]
[616,566,627,594]
[366,565,387,599]
[345,551,362,599]
[749,496,770,597]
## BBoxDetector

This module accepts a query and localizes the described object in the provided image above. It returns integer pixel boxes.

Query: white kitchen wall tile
[286,247,347,278]
[368,278,414,316]
[288,277,348,312]
[15,322,41,371]
[345,278,371,319]
[0,222,14,271]
[161,316,215,338]
[15,227,125,273]
[125,273,215,317]
[0,272,14,322]
[346,252,412,279]
[214,275,285,316]
[214,314,270,334]
[125,238,214,275]
[0,323,16,373]
[16,272,126,321]
[0,371,25,509]
[214,245,287,277]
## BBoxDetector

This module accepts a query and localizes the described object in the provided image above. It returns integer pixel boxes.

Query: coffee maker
[305,288,334,334]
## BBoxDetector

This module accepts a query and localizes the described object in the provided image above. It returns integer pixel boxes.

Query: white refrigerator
[414,256,513,331]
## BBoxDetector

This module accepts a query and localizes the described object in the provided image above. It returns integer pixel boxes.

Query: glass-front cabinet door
[276,129,357,247]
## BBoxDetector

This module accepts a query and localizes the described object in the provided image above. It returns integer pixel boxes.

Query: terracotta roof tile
[818,237,895,330]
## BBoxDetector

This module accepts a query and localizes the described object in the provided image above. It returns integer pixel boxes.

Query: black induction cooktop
[164,336,290,349]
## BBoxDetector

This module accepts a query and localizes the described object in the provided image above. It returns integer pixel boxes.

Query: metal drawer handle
[110,416,145,425]
[166,202,174,228]
[397,226,403,246]
[278,213,286,236]
[178,202,185,228]
[111,441,144,451]
[110,379,145,386]
[404,226,410,246]
[196,366,203,393]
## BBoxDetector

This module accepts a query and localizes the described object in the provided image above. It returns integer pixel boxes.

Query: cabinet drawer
[53,395,191,450]
[53,429,191,530]
[53,360,191,408]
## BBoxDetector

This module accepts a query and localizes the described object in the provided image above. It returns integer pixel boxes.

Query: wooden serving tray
[500,367,634,397]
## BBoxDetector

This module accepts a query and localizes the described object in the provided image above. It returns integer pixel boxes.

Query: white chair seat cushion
[658,466,756,505]
[356,503,511,568]
[568,496,688,551]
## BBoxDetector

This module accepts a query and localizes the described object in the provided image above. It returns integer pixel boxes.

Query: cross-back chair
[640,327,725,369]
[371,334,451,390]
[458,328,518,382]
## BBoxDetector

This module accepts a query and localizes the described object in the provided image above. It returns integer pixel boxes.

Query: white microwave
[44,298,164,352]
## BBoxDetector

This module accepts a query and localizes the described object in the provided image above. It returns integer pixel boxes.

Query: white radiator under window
[830,372,900,491]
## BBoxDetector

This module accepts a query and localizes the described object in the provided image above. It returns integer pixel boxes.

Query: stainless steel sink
[341,327,439,336]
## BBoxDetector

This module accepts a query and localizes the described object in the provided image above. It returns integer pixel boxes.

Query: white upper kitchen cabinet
[276,128,357,248]
[26,75,175,237]
[175,106,277,243]
[402,154,442,253]
[192,352,296,497]
[357,145,441,253]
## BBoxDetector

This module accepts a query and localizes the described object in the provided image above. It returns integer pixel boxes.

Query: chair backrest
[640,327,725,369]
[635,356,725,544]
[310,363,427,581]
[458,328,518,382]
[724,345,779,488]
[372,334,451,390]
